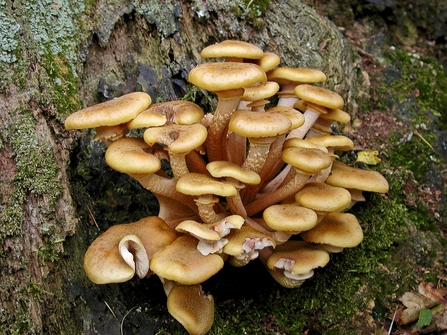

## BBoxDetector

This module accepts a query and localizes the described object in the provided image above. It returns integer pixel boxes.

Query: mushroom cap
[84,216,177,284]
[267,67,326,85]
[175,219,221,241]
[266,106,305,129]
[105,137,161,177]
[253,52,281,72]
[200,40,264,60]
[320,108,351,123]
[206,161,261,185]
[223,226,276,257]
[228,109,292,138]
[282,147,332,175]
[326,160,390,193]
[176,173,238,197]
[294,182,352,213]
[188,62,267,93]
[65,92,152,129]
[283,137,329,153]
[241,81,280,101]
[294,84,344,110]
[150,235,224,285]
[301,212,364,248]
[127,100,204,128]
[167,284,214,335]
[263,203,318,232]
[306,135,354,151]
[267,241,330,275]
[143,123,208,154]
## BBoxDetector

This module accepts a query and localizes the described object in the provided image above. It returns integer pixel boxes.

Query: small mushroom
[166,283,214,335]
[65,92,152,145]
[263,203,318,234]
[300,212,364,253]
[150,234,224,285]
[200,39,264,62]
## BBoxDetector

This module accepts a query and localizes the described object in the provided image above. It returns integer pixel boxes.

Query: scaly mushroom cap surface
[306,135,354,151]
[229,109,292,138]
[167,284,214,335]
[65,92,151,129]
[188,62,267,93]
[150,235,224,285]
[267,67,326,85]
[206,161,261,185]
[84,216,176,284]
[294,182,351,213]
[127,100,204,128]
[267,241,330,275]
[294,84,344,110]
[282,147,332,175]
[326,160,390,193]
[263,203,318,232]
[200,40,264,60]
[105,137,161,177]
[176,173,237,197]
[301,212,364,248]
[143,123,208,154]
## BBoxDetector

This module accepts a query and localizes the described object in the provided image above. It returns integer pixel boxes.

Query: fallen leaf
[416,309,432,327]
[356,150,381,165]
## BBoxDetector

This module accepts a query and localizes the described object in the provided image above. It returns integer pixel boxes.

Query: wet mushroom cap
[294,182,352,213]
[200,39,264,60]
[166,284,214,335]
[263,203,318,232]
[188,62,267,93]
[65,92,152,129]
[150,235,224,285]
[300,212,364,248]
[206,161,261,185]
[325,160,390,193]
[294,84,344,110]
[282,147,332,175]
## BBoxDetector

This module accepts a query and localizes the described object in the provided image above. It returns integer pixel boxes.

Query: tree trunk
[1,0,444,334]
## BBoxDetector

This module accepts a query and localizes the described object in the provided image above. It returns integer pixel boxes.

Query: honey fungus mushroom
[65,92,152,145]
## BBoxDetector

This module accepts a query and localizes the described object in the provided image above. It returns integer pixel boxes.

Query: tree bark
[3,0,437,334]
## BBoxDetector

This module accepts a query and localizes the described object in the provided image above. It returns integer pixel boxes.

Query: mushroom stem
[137,174,198,213]
[245,170,309,217]
[206,89,244,162]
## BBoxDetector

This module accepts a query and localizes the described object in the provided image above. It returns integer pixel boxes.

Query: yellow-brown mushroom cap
[301,212,364,248]
[263,203,318,232]
[167,284,214,335]
[188,62,267,93]
[65,92,152,129]
[325,160,390,193]
[253,52,281,72]
[282,147,332,175]
[306,135,354,151]
[241,81,280,101]
[267,241,330,275]
[105,137,161,178]
[266,106,305,130]
[267,67,327,85]
[294,84,344,110]
[228,109,292,138]
[294,182,351,213]
[150,235,224,285]
[176,173,238,197]
[200,40,264,60]
[206,161,261,185]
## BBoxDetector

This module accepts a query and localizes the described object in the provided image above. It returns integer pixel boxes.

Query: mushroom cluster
[66,40,389,335]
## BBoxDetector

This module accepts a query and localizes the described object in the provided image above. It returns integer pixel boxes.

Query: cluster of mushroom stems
[65,40,389,335]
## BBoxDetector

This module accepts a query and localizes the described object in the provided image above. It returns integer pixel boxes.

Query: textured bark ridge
[0,0,365,333]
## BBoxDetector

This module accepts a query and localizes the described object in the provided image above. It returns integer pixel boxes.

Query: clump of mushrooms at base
[65,40,390,335]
